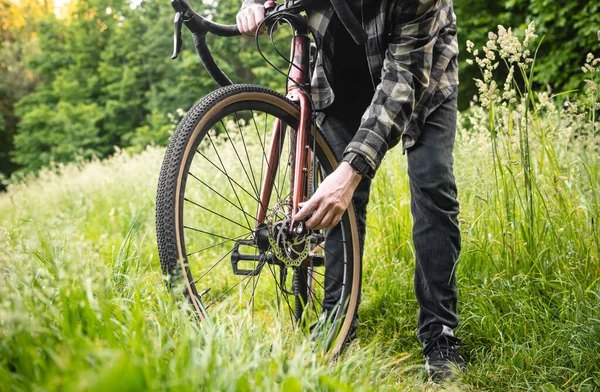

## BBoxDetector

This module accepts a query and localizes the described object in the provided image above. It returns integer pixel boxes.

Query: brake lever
[172,11,183,59]
[265,0,303,17]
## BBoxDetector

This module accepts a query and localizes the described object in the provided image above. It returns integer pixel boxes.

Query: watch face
[351,155,369,175]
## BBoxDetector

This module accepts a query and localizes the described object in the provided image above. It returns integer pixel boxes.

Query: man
[237,0,466,381]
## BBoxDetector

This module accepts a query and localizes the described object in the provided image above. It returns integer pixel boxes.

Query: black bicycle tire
[155,84,361,356]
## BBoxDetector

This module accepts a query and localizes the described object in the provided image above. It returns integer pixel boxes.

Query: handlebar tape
[192,32,234,87]
[205,21,240,37]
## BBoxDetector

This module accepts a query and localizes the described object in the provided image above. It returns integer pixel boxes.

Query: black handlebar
[176,0,240,36]
[186,13,240,37]
[171,0,240,39]
[192,32,234,86]
[171,0,240,86]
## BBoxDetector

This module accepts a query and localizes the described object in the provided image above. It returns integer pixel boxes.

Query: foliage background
[1,0,599,180]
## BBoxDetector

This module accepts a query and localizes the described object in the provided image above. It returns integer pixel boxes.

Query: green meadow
[1,25,599,391]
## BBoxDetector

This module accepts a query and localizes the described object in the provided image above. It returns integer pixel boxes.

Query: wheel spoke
[221,117,261,199]
[320,239,349,266]
[279,149,292,202]
[295,268,324,321]
[184,225,251,244]
[249,247,266,318]
[205,261,264,309]
[308,270,339,306]
[207,132,253,230]
[265,262,306,336]
[251,111,284,203]
[191,233,254,284]
[187,232,250,257]
[237,115,262,200]
[305,267,346,286]
[195,150,262,205]
[184,197,252,232]
[188,171,258,224]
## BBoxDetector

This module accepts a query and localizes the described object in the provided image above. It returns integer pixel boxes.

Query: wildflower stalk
[585,53,600,267]
[517,39,544,258]
[488,101,508,262]
[464,22,600,278]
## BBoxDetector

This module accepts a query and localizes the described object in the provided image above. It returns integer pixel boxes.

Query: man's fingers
[237,12,250,36]
[247,13,259,35]
[236,6,264,37]
[294,201,312,221]
[243,15,254,37]
[306,206,328,229]
[236,13,243,33]
[252,6,265,34]
[317,210,338,230]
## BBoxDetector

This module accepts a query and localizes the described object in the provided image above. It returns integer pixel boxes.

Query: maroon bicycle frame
[255,32,313,229]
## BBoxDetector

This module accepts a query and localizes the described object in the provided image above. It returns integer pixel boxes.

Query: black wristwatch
[343,153,371,177]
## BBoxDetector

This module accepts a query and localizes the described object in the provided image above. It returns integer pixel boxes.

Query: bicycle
[156,0,365,357]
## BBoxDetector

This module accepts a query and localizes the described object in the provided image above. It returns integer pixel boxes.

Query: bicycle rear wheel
[156,85,360,357]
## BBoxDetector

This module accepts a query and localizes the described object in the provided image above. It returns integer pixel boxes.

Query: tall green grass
[1,24,598,391]
[364,26,599,390]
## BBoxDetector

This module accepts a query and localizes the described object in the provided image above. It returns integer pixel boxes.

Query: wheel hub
[266,202,310,267]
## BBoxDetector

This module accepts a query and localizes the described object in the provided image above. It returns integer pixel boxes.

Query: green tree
[455,0,600,109]
[10,0,291,174]
[12,0,122,172]
[0,0,50,184]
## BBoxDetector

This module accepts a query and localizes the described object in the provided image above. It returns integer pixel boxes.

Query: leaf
[282,376,303,392]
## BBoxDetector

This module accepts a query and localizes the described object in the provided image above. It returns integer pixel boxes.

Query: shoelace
[423,335,462,360]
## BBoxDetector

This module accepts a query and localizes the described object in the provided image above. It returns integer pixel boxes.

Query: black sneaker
[423,334,467,382]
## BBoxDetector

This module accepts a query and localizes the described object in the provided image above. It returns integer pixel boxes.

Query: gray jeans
[319,89,461,343]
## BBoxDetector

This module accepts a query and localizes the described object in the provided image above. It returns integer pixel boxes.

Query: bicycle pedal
[231,240,265,276]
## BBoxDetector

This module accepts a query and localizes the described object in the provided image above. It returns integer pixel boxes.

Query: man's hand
[236,5,265,37]
[294,162,363,230]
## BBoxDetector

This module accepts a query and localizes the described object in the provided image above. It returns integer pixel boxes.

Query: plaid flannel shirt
[241,0,459,175]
